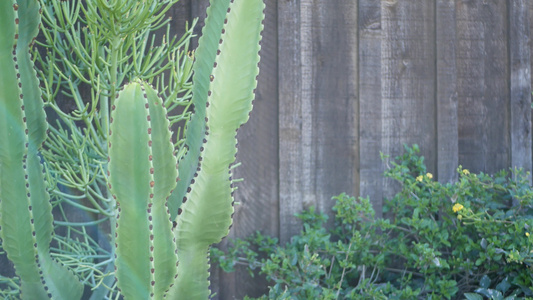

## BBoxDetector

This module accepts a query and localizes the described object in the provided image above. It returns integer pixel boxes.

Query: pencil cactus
[0,0,83,299]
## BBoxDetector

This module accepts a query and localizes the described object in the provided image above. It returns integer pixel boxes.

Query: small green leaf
[413,207,420,219]
[464,293,483,300]
[496,277,511,294]
[480,238,487,249]
[475,288,503,300]
[480,275,491,289]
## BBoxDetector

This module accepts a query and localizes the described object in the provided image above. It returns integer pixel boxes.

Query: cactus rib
[168,0,232,221]
[0,1,83,299]
[166,0,265,298]
[109,80,178,299]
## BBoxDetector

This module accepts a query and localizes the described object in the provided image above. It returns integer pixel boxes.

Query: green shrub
[212,145,533,299]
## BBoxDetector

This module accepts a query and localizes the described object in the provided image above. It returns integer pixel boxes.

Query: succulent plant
[0,1,83,299]
[109,0,265,298]
[0,0,264,298]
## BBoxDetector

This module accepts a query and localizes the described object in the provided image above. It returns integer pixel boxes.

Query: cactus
[0,0,83,299]
[108,81,179,299]
[108,0,265,298]
[0,0,264,298]
[168,0,265,297]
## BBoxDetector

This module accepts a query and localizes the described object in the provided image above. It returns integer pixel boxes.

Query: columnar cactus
[168,0,265,297]
[0,0,264,298]
[108,0,265,298]
[108,81,179,299]
[0,0,83,299]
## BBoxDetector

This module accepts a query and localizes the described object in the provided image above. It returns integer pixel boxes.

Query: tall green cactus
[168,0,264,297]
[108,0,265,298]
[0,0,264,298]
[108,81,179,299]
[0,0,83,299]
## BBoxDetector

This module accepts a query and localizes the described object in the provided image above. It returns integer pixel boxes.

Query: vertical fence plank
[313,1,358,226]
[509,0,532,176]
[190,0,210,49]
[278,0,358,243]
[167,0,191,35]
[228,0,280,297]
[278,0,304,244]
[436,0,458,183]
[381,0,436,197]
[530,0,533,128]
[358,0,383,215]
[456,1,510,173]
[298,0,316,222]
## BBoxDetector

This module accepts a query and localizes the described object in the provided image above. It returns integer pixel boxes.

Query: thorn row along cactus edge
[0,0,265,298]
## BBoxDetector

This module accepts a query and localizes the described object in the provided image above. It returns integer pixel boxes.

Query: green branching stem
[32,0,195,297]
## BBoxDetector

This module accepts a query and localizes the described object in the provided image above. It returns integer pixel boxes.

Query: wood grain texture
[436,0,459,183]
[509,0,531,176]
[381,0,436,198]
[278,0,357,243]
[190,0,210,49]
[167,0,191,35]
[530,0,533,126]
[278,0,304,244]
[457,0,510,173]
[227,0,279,297]
[358,0,383,215]
[312,0,358,228]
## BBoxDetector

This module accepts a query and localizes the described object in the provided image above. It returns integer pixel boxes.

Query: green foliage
[0,0,265,298]
[214,145,533,299]
[30,1,195,296]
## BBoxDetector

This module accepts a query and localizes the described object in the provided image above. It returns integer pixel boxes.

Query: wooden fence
[166,0,532,298]
[2,0,531,299]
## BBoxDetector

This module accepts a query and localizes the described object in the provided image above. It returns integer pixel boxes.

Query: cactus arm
[16,0,47,151]
[0,1,83,299]
[168,0,231,220]
[0,2,43,296]
[167,0,265,298]
[0,1,25,162]
[109,81,178,299]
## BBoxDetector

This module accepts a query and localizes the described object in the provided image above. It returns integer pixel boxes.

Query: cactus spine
[0,0,83,299]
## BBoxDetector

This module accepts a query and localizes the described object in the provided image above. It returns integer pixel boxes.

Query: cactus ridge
[16,0,47,152]
[0,2,25,162]
[166,0,265,298]
[109,81,178,299]
[168,0,232,221]
[0,3,49,297]
[0,1,83,299]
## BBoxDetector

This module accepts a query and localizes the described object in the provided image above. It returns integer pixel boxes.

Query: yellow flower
[526,232,530,237]
[462,169,470,175]
[416,175,423,182]
[452,203,464,213]
[426,173,433,179]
